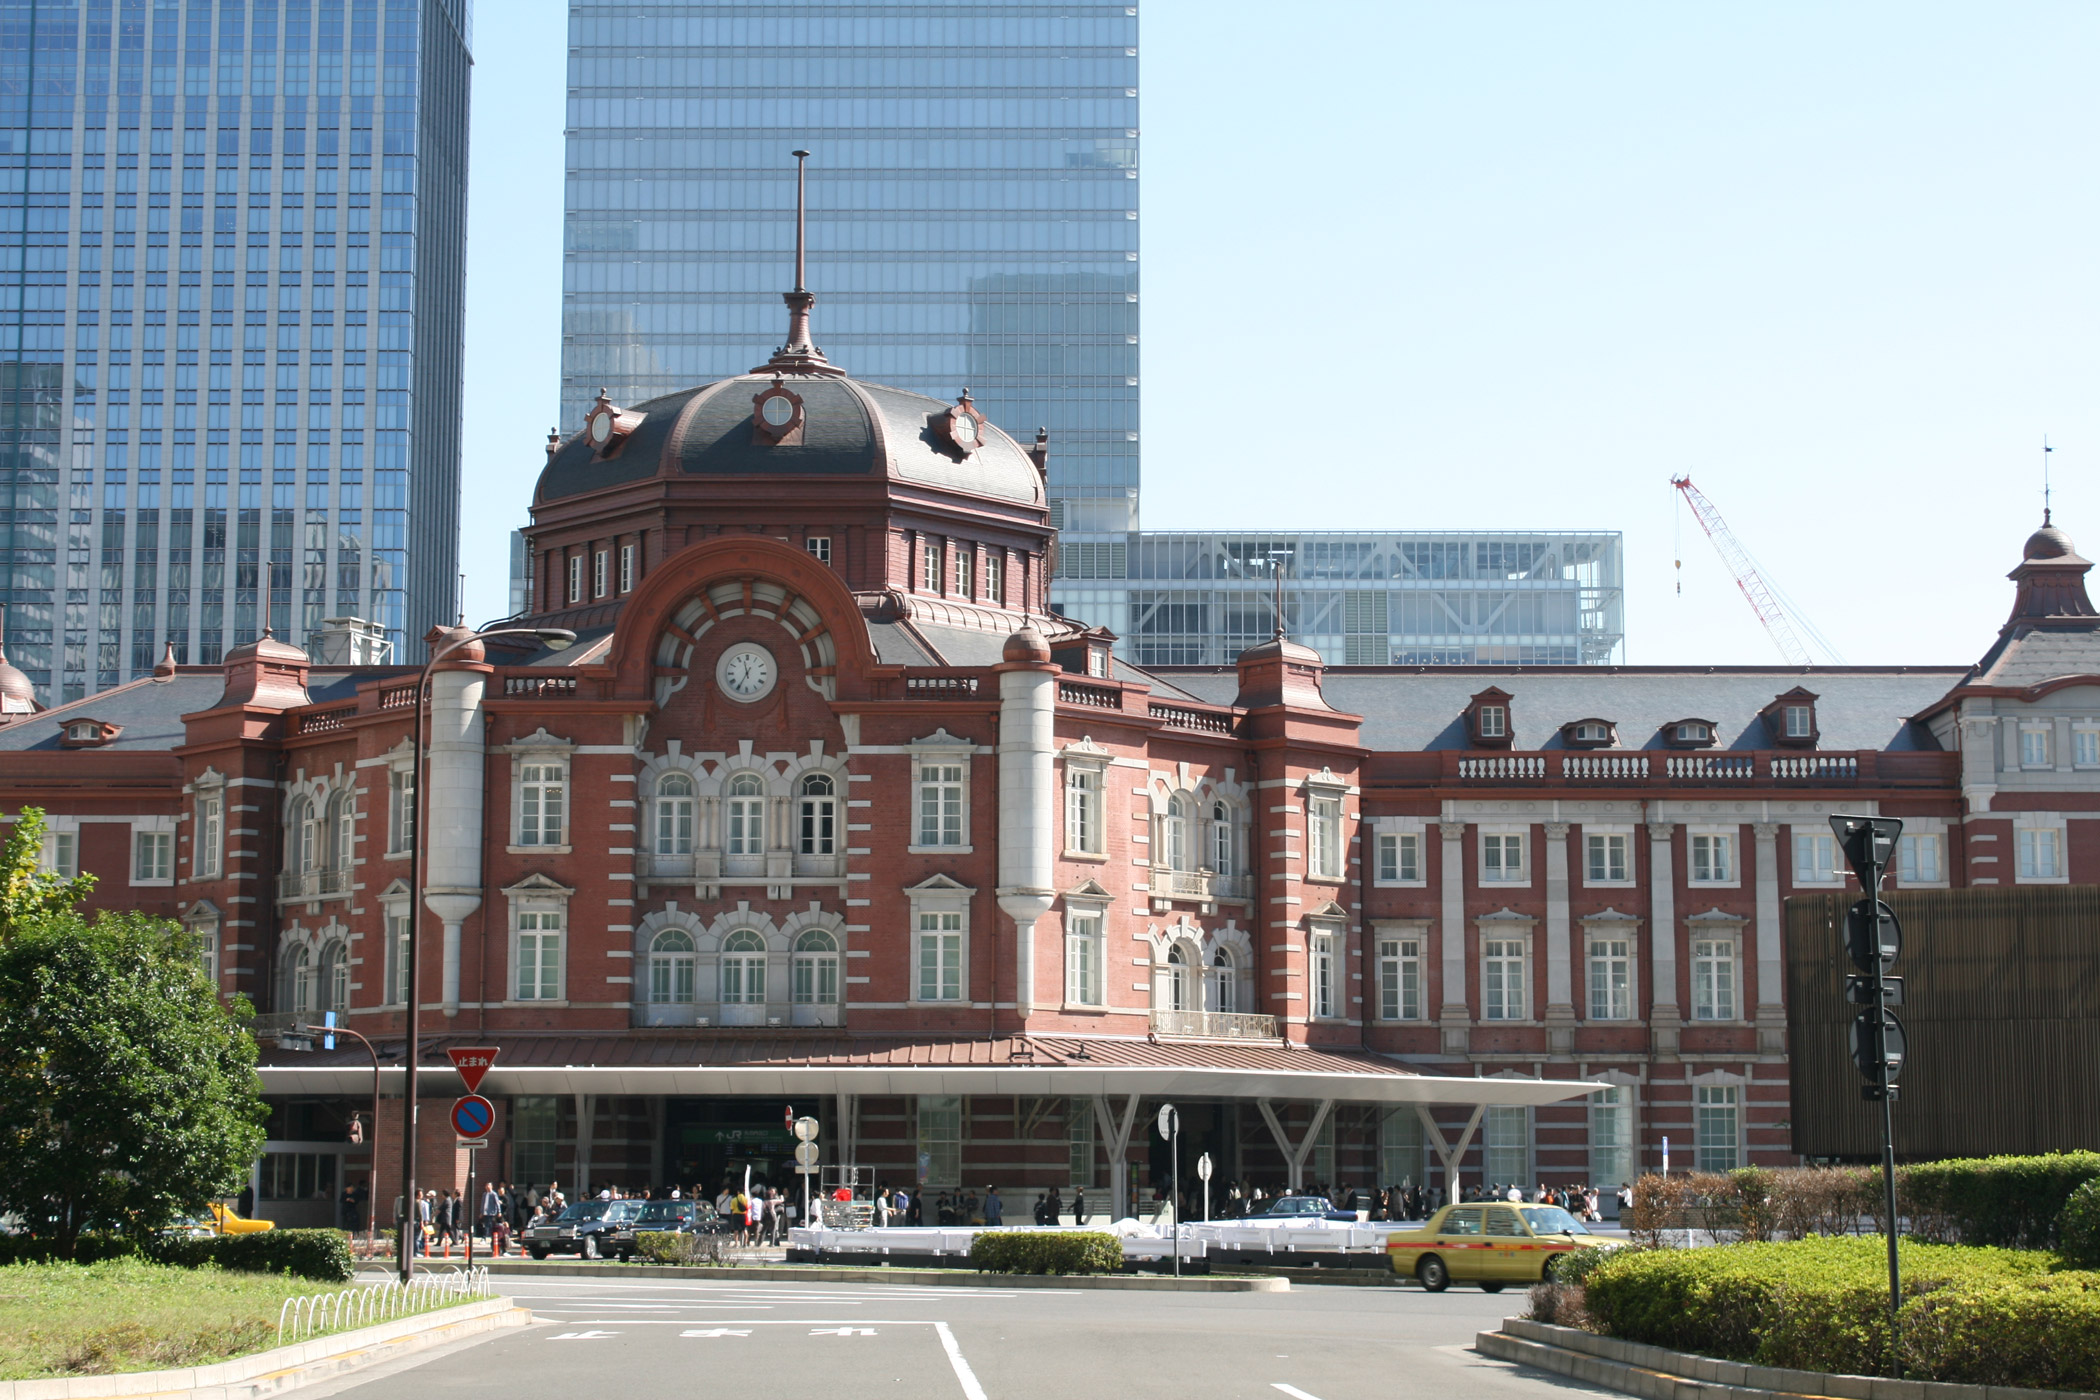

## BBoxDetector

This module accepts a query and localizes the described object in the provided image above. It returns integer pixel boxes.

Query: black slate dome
[534,374,1045,509]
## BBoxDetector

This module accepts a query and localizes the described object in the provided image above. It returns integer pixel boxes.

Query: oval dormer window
[760,395,795,428]
[1676,721,1711,743]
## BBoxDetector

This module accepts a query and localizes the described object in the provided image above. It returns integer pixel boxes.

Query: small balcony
[276,866,350,901]
[1151,868,1213,900]
[1149,1009,1279,1040]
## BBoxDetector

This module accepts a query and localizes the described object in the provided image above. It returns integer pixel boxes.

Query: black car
[605,1199,730,1261]
[1239,1195,1361,1223]
[527,1198,642,1260]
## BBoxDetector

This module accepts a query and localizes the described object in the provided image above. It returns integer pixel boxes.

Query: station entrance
[662,1098,804,1197]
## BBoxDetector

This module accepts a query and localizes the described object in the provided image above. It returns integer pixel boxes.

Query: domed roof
[223,627,309,665]
[1002,625,1052,664]
[535,375,1045,510]
[2024,521,2080,561]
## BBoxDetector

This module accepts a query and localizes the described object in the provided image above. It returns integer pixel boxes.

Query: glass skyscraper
[0,0,470,702]
[562,1,1140,534]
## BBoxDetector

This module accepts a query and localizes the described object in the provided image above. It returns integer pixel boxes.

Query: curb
[480,1259,1287,1292]
[0,1296,532,1400]
[1474,1317,2073,1400]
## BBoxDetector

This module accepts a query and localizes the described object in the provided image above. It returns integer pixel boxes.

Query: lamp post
[397,624,573,1283]
[285,1019,383,1260]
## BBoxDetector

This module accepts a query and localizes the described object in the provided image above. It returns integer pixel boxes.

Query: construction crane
[1671,475,1844,667]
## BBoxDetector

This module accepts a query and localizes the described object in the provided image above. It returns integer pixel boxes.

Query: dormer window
[1088,645,1110,679]
[751,376,805,446]
[1784,705,1812,739]
[1677,721,1712,744]
[1561,718,1616,749]
[584,388,642,457]
[59,717,121,748]
[940,390,985,457]
[68,722,96,742]
[1467,688,1515,748]
[1761,688,1819,747]
[1479,707,1506,736]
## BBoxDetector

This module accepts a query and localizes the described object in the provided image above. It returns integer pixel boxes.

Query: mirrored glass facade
[0,0,469,701]
[562,1,1141,533]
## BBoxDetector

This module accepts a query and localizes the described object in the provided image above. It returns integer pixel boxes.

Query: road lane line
[1272,1386,1326,1400]
[934,1320,989,1400]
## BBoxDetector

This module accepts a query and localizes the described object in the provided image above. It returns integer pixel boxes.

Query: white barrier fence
[276,1265,492,1344]
[788,1218,1423,1265]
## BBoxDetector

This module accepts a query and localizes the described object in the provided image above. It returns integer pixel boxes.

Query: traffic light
[1829,815,1906,1102]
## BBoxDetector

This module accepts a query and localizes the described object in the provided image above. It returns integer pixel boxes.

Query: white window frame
[1064,909,1104,1007]
[132,826,174,884]
[1207,947,1240,1014]
[797,772,838,857]
[37,824,78,877]
[1784,704,1814,739]
[1476,704,1508,739]
[723,771,767,857]
[952,547,973,598]
[906,877,973,1004]
[1305,780,1346,882]
[2016,823,2067,883]
[385,761,415,858]
[984,551,1003,604]
[1373,821,1425,886]
[2019,725,2053,769]
[1062,751,1107,858]
[1586,931,1634,1021]
[1675,721,1712,744]
[618,542,635,593]
[654,771,696,856]
[1791,831,1843,887]
[1897,831,1946,887]
[1375,925,1426,1021]
[719,929,768,1005]
[593,549,608,598]
[910,738,973,853]
[566,553,582,603]
[1691,935,1739,1021]
[922,541,941,592]
[513,755,570,850]
[805,535,831,565]
[792,928,841,1007]
[1694,1082,1743,1172]
[1479,828,1529,885]
[1583,828,1632,886]
[1588,1083,1635,1191]
[381,894,410,1006]
[193,783,224,879]
[648,928,698,1005]
[1310,929,1338,1019]
[188,908,221,988]
[1481,930,1531,1022]
[2074,724,2100,769]
[513,904,566,1003]
[1687,829,1737,886]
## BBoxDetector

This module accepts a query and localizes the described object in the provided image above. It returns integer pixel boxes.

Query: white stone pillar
[1438,820,1468,1057]
[423,665,486,1018]
[1544,822,1575,1053]
[1753,822,1785,1053]
[1646,817,1680,1060]
[995,646,1057,1015]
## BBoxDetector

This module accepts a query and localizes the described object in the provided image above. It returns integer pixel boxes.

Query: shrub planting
[967,1231,1122,1275]
[1903,1153,2100,1249]
[633,1231,731,1266]
[151,1230,355,1283]
[2057,1180,2100,1269]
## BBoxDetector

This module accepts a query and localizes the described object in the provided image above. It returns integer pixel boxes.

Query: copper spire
[753,149,846,378]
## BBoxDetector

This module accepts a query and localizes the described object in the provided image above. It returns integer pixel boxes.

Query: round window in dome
[952,412,979,447]
[760,394,795,428]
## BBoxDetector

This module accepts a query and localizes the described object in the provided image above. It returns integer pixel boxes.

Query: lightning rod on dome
[2044,435,2054,525]
[754,148,845,377]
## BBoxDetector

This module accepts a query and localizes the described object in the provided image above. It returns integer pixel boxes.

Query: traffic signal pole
[1865,840,1902,1374]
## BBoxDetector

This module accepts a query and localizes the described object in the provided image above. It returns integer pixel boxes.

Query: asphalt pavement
[306,1272,1626,1400]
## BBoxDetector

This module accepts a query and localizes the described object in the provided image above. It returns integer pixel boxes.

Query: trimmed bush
[967,1231,1122,1275]
[1903,1153,2100,1249]
[633,1231,731,1266]
[2057,1181,2100,1268]
[152,1229,355,1282]
[1579,1234,2099,1387]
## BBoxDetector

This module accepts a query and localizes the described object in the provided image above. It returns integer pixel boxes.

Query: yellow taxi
[1386,1201,1613,1292]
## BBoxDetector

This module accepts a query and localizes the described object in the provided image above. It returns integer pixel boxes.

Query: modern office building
[0,0,471,703]
[561,0,1140,535]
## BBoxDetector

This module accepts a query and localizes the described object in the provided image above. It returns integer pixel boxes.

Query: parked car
[1239,1195,1360,1223]
[527,1199,642,1260]
[605,1199,730,1261]
[1386,1202,1617,1292]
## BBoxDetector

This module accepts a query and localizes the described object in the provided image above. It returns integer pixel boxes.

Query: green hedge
[1903,1153,2100,1249]
[0,1228,354,1281]
[2058,1182,2100,1269]
[1580,1235,2100,1389]
[967,1231,1122,1275]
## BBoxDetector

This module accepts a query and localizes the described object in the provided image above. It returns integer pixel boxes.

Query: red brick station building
[2,283,2096,1228]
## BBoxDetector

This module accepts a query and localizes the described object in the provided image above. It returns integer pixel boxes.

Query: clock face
[715,642,777,701]
[760,394,796,428]
[589,412,613,445]
[953,413,979,447]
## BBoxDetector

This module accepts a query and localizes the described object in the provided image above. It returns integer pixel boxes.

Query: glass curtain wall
[0,0,469,701]
[563,1,1140,533]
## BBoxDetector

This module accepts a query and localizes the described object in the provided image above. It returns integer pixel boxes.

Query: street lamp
[397,623,573,1282]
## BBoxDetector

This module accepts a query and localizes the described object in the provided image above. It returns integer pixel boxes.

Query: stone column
[995,646,1058,1017]
[423,665,486,1019]
[1646,819,1679,1060]
[1438,820,1469,1058]
[1543,822,1575,1054]
[1753,822,1785,1054]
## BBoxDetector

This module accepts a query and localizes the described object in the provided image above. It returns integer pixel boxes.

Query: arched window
[320,940,350,1012]
[327,792,353,873]
[721,929,767,1004]
[649,928,696,1004]
[1166,944,1190,1011]
[285,944,314,1014]
[1208,948,1238,1015]
[285,796,316,873]
[793,928,840,1005]
[1211,801,1236,877]
[798,773,837,856]
[655,772,695,856]
[1162,792,1195,872]
[726,773,765,855]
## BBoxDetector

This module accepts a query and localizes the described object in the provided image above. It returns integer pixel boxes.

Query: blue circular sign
[450,1094,494,1139]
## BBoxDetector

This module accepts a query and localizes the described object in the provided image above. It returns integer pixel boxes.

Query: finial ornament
[2044,435,2054,525]
[753,149,846,377]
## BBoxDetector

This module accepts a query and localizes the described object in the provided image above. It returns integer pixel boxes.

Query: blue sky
[459,2,2100,666]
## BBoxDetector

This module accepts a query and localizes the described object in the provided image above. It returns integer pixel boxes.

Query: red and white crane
[1671,475,1844,666]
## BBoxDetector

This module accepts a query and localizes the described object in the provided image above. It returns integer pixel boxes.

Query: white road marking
[548,1330,618,1341]
[1273,1385,1327,1400]
[681,1328,753,1338]
[810,1327,878,1336]
[934,1320,989,1400]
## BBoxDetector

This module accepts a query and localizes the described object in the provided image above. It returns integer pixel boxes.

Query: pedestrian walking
[480,1181,500,1239]
[984,1186,1003,1227]
[1072,1188,1088,1227]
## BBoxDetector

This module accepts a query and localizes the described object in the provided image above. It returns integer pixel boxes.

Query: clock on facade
[715,642,778,701]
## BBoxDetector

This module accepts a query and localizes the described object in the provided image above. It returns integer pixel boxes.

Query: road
[309,1273,1621,1400]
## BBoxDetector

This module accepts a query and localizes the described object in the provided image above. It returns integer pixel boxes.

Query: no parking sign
[451,1093,495,1143]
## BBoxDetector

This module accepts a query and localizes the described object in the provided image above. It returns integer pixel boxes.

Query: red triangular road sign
[446,1046,500,1094]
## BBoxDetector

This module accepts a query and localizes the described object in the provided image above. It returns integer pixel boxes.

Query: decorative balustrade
[503,674,578,699]
[1151,868,1214,900]
[1149,1009,1279,1040]
[903,675,980,698]
[292,706,353,735]
[376,684,418,710]
[1428,749,1916,786]
[1561,753,1650,780]
[1457,754,1547,779]
[1213,873,1253,900]
[277,866,351,900]
[1663,754,1759,781]
[1770,754,1859,780]
[1149,703,1234,734]
[1058,679,1123,710]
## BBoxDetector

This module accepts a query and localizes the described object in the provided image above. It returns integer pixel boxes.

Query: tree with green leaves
[0,808,266,1254]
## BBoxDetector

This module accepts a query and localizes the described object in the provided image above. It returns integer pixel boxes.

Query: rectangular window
[384,906,409,1004]
[916,911,963,1001]
[1695,1085,1741,1171]
[1311,933,1336,1018]
[1898,833,1944,884]
[1587,936,1632,1020]
[1065,912,1103,1005]
[2020,727,2052,768]
[805,536,831,565]
[511,1096,559,1188]
[1067,1098,1096,1187]
[953,549,973,598]
[39,830,77,877]
[2076,726,2100,768]
[1379,1109,1424,1188]
[917,1096,963,1188]
[2017,827,2063,880]
[566,553,582,603]
[1690,832,1733,883]
[916,761,966,847]
[1793,832,1838,884]
[1482,937,1528,1021]
[258,1152,339,1203]
[1481,831,1525,883]
[1307,793,1343,880]
[984,552,1003,604]
[1692,938,1737,1020]
[1785,704,1813,739]
[195,792,223,878]
[1065,765,1102,855]
[1378,935,1422,1020]
[1377,830,1421,883]
[133,829,172,882]
[517,762,566,846]
[515,909,563,1001]
[593,550,608,598]
[1589,1085,1632,1192]
[1477,705,1507,738]
[618,543,635,593]
[922,542,941,592]
[1483,1105,1529,1186]
[387,767,415,855]
[1585,832,1629,882]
